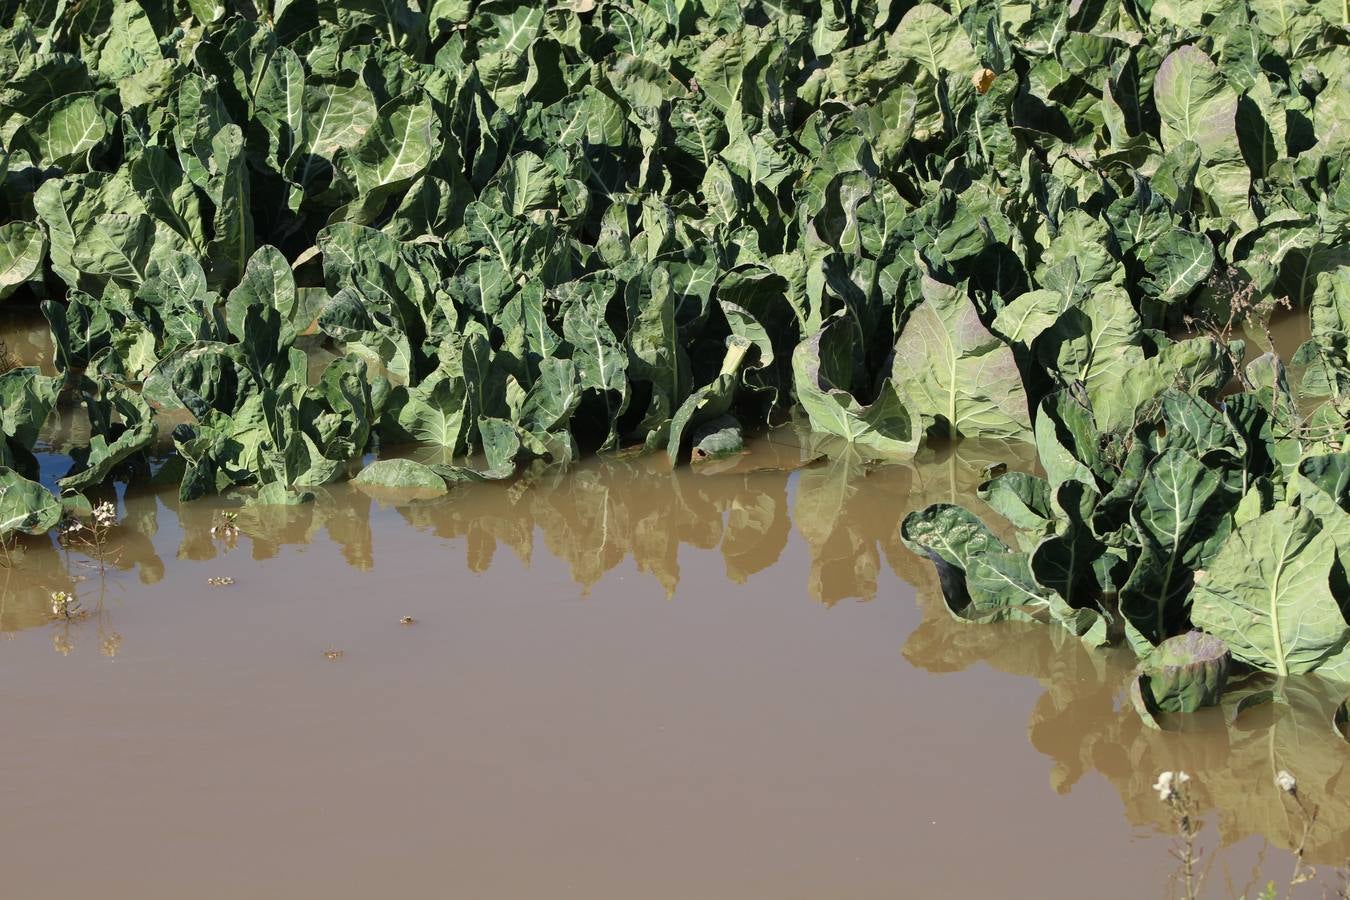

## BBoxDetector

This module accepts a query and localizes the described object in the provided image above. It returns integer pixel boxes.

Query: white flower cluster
[210,512,240,538]
[92,501,117,529]
[1153,770,1191,802]
[50,590,80,619]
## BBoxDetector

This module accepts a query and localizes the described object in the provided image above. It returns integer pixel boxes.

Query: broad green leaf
[130,147,208,252]
[1296,451,1350,556]
[0,54,93,118]
[625,266,686,444]
[11,92,113,171]
[1155,46,1242,161]
[344,93,437,201]
[1119,449,1236,644]
[388,371,470,451]
[519,357,582,437]
[562,286,628,448]
[254,46,306,176]
[901,502,1008,572]
[493,151,559,215]
[693,32,747,114]
[0,468,62,537]
[1033,391,1100,493]
[34,173,150,291]
[0,222,46,300]
[1140,230,1215,304]
[991,289,1064,347]
[296,81,378,200]
[701,158,744,228]
[96,0,162,80]
[173,74,233,195]
[1190,504,1347,677]
[225,245,298,339]
[1310,269,1350,376]
[1030,480,1104,608]
[965,551,1054,615]
[1153,46,1250,216]
[205,125,254,289]
[792,313,918,458]
[0,366,60,479]
[977,471,1053,534]
[691,415,743,461]
[1039,286,1146,430]
[353,458,448,497]
[890,4,978,80]
[892,276,1031,441]
[1155,390,1238,461]
[60,386,157,491]
[901,503,1049,616]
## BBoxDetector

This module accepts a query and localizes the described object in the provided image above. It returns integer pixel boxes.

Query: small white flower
[1153,771,1190,802]
[92,501,117,528]
[1275,770,1297,795]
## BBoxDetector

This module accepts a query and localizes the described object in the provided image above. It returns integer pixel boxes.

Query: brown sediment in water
[3,313,1348,899]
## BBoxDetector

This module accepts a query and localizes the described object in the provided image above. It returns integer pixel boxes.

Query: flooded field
[3,311,1348,900]
[6,0,1349,892]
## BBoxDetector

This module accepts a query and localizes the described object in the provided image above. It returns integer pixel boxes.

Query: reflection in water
[905,593,1350,868]
[0,309,57,376]
[7,430,1350,869]
[4,311,1350,881]
[1,431,1037,628]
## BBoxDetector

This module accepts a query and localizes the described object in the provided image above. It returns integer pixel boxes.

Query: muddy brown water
[3,310,1348,899]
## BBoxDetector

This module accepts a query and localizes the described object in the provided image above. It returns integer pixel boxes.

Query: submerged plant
[210,512,239,540]
[1273,770,1320,898]
[1146,766,1341,900]
[1156,770,1202,900]
[60,501,120,574]
[48,590,84,621]
[1133,632,1232,726]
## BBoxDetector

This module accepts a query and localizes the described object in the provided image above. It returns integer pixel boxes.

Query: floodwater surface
[2,312,1348,900]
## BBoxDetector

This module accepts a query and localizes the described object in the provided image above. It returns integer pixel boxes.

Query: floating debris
[399,616,416,625]
[323,648,344,660]
[207,576,236,587]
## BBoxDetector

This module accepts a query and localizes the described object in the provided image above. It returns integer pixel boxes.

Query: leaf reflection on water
[905,601,1350,866]
[2,429,1349,866]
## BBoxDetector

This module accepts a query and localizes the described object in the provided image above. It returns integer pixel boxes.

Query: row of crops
[0,1,1347,701]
